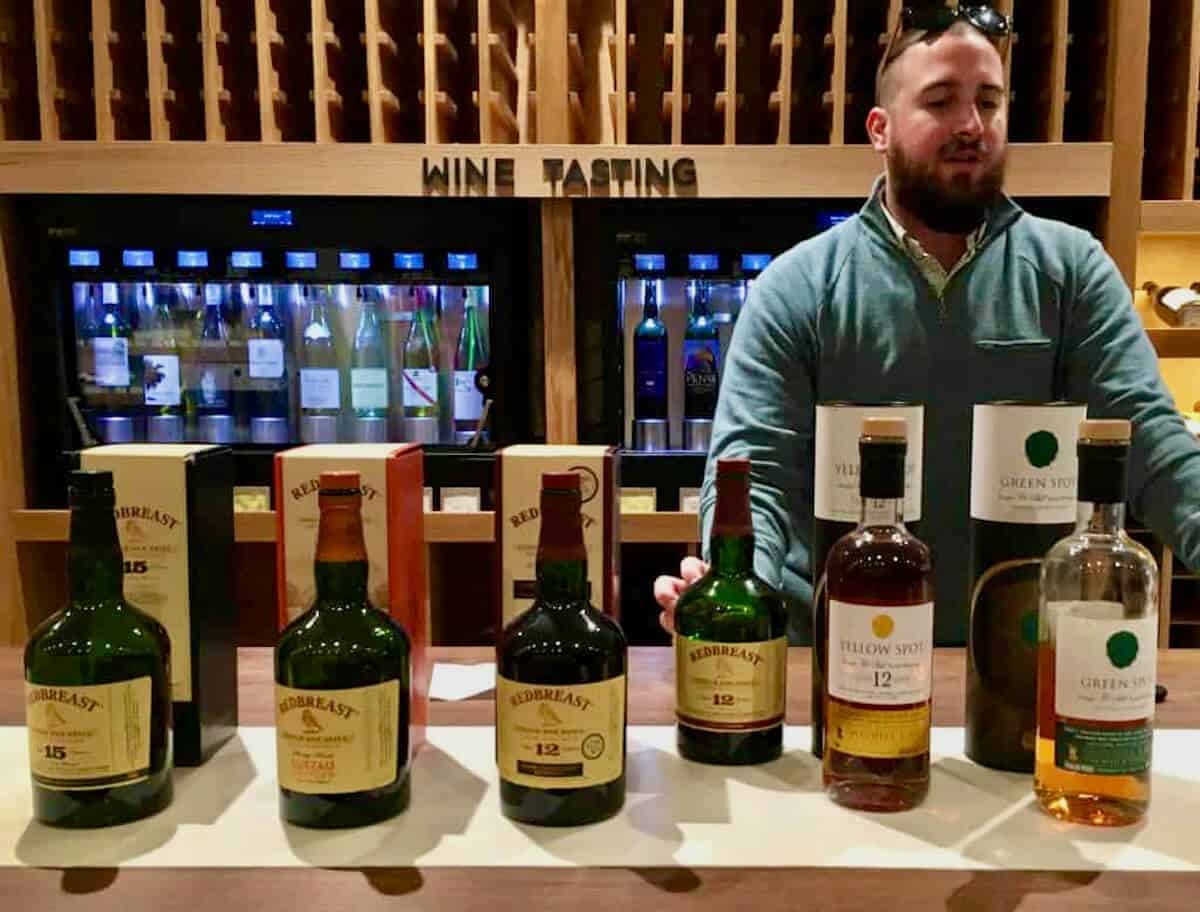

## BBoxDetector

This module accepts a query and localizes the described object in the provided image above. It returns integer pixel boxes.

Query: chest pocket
[972,338,1059,401]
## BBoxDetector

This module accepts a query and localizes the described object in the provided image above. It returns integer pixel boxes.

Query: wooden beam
[535,0,569,142]
[1047,0,1070,143]
[423,0,439,141]
[476,0,492,142]
[254,0,281,142]
[200,0,224,140]
[670,0,683,143]
[91,0,115,142]
[615,0,627,143]
[775,0,794,144]
[723,0,736,143]
[1102,0,1150,286]
[541,198,576,443]
[145,0,170,140]
[311,0,332,141]
[830,0,847,145]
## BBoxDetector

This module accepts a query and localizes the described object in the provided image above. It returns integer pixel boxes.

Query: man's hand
[653,557,709,634]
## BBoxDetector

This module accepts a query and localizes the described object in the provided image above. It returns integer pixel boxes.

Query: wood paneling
[540,197,576,443]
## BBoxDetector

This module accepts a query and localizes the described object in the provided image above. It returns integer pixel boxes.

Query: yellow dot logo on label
[872,614,895,639]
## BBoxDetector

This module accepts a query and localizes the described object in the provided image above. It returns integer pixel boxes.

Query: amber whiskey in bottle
[823,417,934,812]
[1035,419,1157,827]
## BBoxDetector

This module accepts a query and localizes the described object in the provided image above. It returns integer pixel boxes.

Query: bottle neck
[68,505,125,605]
[644,291,659,320]
[858,496,905,528]
[1077,500,1125,535]
[858,438,906,528]
[535,489,588,605]
[710,470,754,577]
[313,504,369,605]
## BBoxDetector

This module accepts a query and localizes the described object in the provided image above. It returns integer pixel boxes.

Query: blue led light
[688,253,720,272]
[177,250,209,268]
[251,208,294,227]
[286,251,317,270]
[447,252,479,271]
[634,253,666,272]
[394,252,425,270]
[231,250,263,269]
[741,253,772,272]
[340,251,371,270]
[123,249,155,268]
[69,249,100,267]
[817,211,855,230]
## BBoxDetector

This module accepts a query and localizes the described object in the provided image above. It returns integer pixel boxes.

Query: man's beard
[888,140,1006,234]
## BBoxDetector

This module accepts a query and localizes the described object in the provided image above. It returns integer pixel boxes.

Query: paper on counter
[429,662,496,701]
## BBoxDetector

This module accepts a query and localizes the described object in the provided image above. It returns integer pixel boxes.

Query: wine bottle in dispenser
[351,286,390,443]
[92,282,135,443]
[191,285,235,443]
[300,285,343,443]
[683,281,719,452]
[632,279,669,451]
[811,402,924,758]
[454,286,489,444]
[246,284,291,444]
[403,286,440,444]
[967,402,1085,772]
[135,283,184,443]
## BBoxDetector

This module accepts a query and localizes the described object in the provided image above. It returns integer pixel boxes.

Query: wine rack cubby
[1143,0,1200,200]
[0,0,38,139]
[476,0,535,143]
[257,0,315,142]
[204,0,260,140]
[34,0,97,140]
[149,0,205,140]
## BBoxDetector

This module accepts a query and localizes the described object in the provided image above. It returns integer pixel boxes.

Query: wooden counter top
[1,646,1198,909]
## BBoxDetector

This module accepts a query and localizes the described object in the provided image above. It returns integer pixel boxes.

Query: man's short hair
[875,21,1005,106]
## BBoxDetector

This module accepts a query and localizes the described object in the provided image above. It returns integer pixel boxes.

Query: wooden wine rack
[0,0,1125,148]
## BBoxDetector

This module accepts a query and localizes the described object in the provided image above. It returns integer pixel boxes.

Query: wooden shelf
[1142,201,1200,234]
[0,142,1112,198]
[1147,328,1200,358]
[11,509,700,545]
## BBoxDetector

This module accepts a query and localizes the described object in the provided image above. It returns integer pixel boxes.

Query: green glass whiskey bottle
[275,471,412,828]
[675,457,789,764]
[24,470,173,828]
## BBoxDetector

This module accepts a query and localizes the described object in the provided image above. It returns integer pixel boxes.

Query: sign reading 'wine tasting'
[421,156,698,197]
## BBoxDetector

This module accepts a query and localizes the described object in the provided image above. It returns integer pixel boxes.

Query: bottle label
[828,600,934,704]
[402,368,438,408]
[1160,287,1199,314]
[1053,609,1157,723]
[25,677,153,790]
[683,340,719,418]
[275,680,402,795]
[192,364,230,408]
[351,367,389,410]
[143,354,181,406]
[675,637,787,732]
[93,338,130,387]
[827,702,931,759]
[454,370,483,420]
[970,404,1085,524]
[496,674,625,788]
[1054,721,1152,775]
[300,368,341,409]
[248,339,285,379]
[634,338,668,404]
[814,404,924,522]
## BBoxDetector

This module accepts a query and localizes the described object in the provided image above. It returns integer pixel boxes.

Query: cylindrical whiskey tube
[966,401,1085,772]
[811,401,924,757]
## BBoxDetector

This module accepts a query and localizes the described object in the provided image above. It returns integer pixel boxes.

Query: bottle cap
[69,469,115,504]
[717,457,751,475]
[319,471,361,498]
[541,472,580,492]
[861,416,907,439]
[1080,419,1131,443]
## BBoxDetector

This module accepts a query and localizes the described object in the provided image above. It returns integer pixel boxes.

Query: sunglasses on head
[882,4,1013,75]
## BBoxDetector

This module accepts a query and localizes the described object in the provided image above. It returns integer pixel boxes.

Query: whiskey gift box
[274,443,430,747]
[78,444,238,766]
[495,445,619,631]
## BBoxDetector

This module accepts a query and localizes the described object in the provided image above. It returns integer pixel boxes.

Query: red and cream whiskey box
[275,444,430,746]
[79,444,238,766]
[495,445,620,631]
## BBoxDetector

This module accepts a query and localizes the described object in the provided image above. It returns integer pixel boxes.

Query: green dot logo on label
[1106,631,1139,669]
[1025,430,1059,469]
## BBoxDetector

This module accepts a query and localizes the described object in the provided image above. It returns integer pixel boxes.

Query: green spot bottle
[24,470,173,828]
[675,458,789,765]
[275,471,412,828]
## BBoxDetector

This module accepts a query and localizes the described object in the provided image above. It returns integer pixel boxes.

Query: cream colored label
[814,404,924,522]
[81,445,210,703]
[827,701,930,760]
[675,637,786,732]
[280,446,398,624]
[828,600,933,705]
[499,446,611,627]
[275,680,402,795]
[26,678,153,789]
[496,674,625,788]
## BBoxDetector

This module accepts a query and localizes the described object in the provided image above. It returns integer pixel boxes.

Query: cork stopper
[861,416,908,440]
[1080,419,1131,443]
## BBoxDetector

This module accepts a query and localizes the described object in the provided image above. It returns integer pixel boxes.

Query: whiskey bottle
[675,457,789,764]
[1035,419,1157,827]
[966,402,1084,772]
[497,472,628,826]
[823,417,934,812]
[275,471,412,828]
[24,470,173,828]
[299,285,343,443]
